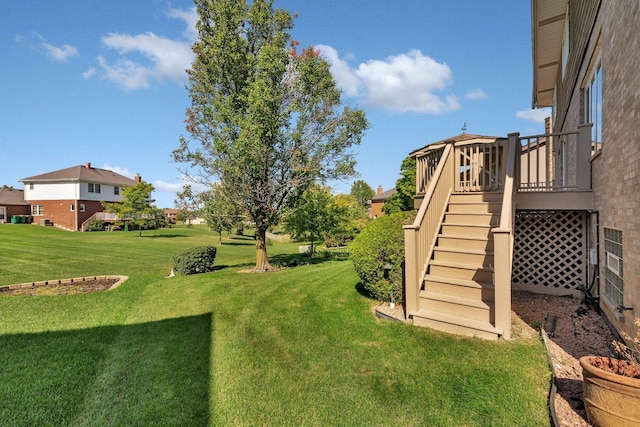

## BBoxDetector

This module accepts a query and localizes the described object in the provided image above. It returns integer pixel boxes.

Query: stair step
[440,223,493,238]
[444,212,500,226]
[450,192,503,203]
[419,291,494,323]
[429,260,494,282]
[423,274,494,300]
[410,309,502,340]
[433,247,494,265]
[447,202,502,214]
[438,234,494,251]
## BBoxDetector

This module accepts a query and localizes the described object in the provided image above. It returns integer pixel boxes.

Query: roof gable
[20,164,137,187]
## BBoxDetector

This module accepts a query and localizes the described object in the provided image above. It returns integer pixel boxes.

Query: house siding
[556,0,640,336]
[29,199,105,231]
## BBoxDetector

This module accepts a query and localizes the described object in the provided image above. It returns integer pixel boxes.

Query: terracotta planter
[580,356,640,426]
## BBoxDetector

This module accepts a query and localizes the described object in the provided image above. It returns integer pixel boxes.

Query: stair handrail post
[492,132,518,340]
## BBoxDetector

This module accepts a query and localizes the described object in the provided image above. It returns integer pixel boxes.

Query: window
[70,204,75,212]
[29,183,34,190]
[31,205,43,216]
[583,40,602,155]
[114,186,120,195]
[604,228,623,307]
[80,204,86,212]
[88,183,101,194]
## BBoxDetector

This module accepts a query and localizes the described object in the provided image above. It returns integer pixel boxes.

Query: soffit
[532,0,568,107]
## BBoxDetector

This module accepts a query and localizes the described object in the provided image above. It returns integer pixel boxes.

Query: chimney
[84,162,91,169]
[135,173,141,183]
[377,185,383,195]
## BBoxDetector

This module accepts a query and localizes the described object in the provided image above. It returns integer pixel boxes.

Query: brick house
[403,0,639,341]
[0,187,30,223]
[19,163,140,231]
[370,186,396,219]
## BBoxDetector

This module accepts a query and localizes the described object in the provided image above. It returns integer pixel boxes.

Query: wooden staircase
[410,192,503,340]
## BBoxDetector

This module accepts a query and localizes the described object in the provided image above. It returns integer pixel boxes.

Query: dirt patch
[0,276,128,296]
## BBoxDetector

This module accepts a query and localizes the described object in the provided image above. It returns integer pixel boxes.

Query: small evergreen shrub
[350,211,415,302]
[171,246,217,276]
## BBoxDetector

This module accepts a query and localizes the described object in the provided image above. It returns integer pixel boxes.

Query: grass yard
[0,224,551,426]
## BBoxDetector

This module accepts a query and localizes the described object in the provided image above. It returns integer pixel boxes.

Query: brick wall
[29,199,105,231]
[559,1,640,337]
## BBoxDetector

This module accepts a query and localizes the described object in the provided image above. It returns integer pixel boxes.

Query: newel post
[403,225,419,318]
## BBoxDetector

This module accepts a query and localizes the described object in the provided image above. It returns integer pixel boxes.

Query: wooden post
[403,225,419,318]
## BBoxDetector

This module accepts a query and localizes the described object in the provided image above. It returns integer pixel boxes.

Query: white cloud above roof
[93,7,196,90]
[466,89,488,100]
[317,45,460,114]
[516,108,551,123]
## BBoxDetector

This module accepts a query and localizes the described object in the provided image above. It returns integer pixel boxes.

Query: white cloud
[18,33,78,62]
[98,32,193,90]
[167,6,199,42]
[42,42,78,62]
[82,67,96,79]
[318,47,459,114]
[154,180,184,194]
[96,7,196,90]
[102,164,135,179]
[316,45,361,97]
[466,89,488,100]
[516,108,552,123]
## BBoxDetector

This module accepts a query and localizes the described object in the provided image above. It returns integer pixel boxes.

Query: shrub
[85,218,105,232]
[171,246,217,276]
[350,211,415,302]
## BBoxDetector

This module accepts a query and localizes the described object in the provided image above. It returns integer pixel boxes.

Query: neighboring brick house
[0,187,30,223]
[19,163,140,231]
[370,186,396,219]
[164,208,178,224]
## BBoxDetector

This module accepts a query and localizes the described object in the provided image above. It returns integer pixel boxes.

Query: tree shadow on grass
[269,252,351,268]
[0,314,211,426]
[142,234,189,239]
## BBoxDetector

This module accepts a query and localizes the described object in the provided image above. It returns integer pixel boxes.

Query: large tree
[173,0,368,270]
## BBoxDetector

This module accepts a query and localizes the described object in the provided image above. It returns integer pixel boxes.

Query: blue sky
[2,1,549,208]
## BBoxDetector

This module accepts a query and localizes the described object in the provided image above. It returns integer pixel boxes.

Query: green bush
[350,211,415,302]
[85,218,105,232]
[171,246,217,276]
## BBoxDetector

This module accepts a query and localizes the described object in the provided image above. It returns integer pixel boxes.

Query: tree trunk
[255,227,272,271]
[309,231,315,257]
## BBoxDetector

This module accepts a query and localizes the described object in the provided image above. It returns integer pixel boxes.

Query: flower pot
[580,356,640,426]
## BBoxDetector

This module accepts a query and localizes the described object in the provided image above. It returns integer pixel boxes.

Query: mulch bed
[0,277,123,296]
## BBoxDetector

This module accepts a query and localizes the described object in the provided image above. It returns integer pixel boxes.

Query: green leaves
[175,0,368,268]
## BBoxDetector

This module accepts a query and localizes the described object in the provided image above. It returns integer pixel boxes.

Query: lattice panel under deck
[512,210,587,294]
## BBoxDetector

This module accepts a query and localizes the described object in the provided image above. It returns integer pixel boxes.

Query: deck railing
[455,139,506,193]
[517,123,592,192]
[404,144,454,315]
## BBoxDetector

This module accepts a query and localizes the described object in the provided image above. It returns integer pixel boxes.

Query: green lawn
[0,224,551,426]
